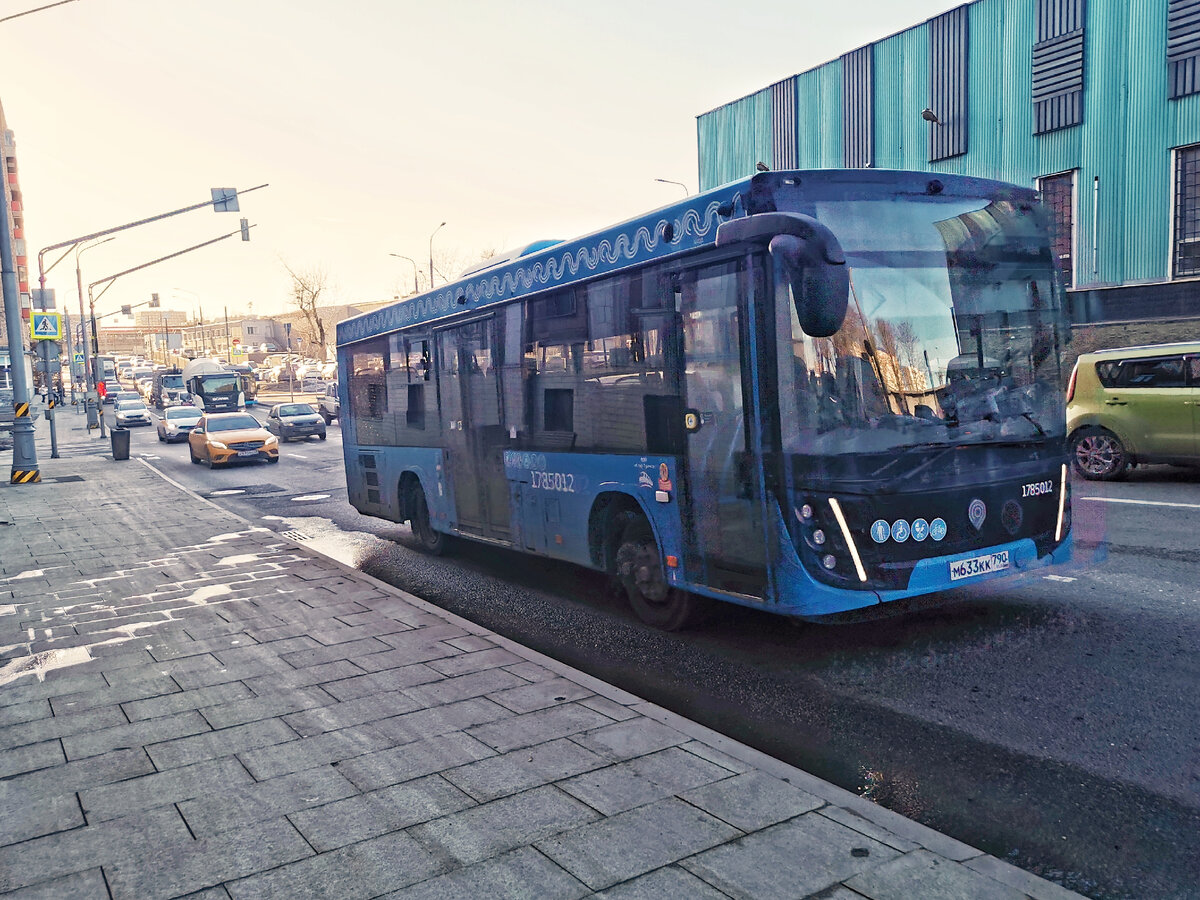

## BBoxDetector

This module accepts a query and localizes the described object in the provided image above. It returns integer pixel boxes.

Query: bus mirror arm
[715,212,849,338]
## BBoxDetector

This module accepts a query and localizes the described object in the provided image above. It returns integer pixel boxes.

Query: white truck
[182,359,245,413]
[317,381,339,424]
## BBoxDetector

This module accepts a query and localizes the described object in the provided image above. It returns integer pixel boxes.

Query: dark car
[265,403,327,442]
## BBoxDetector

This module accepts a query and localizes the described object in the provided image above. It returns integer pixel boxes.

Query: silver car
[157,405,202,443]
[265,402,327,441]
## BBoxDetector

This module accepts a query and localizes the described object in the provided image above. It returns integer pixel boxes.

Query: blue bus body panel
[500,451,685,573]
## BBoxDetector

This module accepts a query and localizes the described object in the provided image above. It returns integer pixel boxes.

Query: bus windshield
[160,374,184,390]
[776,196,1066,464]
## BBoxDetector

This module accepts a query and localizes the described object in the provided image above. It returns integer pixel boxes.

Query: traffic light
[150,293,160,308]
[121,305,131,316]
[240,218,250,241]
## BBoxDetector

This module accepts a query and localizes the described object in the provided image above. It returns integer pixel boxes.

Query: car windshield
[165,408,200,420]
[775,194,1068,465]
[209,415,260,432]
[279,404,316,416]
[117,400,145,410]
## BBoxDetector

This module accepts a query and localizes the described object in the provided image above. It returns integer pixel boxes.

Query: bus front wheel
[615,518,707,631]
[408,482,447,555]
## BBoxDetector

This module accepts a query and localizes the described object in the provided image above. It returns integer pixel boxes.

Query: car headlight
[264,436,278,446]
[209,440,228,449]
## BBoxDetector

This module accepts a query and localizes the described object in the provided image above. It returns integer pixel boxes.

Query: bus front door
[676,259,768,599]
[437,318,511,541]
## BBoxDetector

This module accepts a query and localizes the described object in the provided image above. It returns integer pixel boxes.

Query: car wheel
[321,411,331,425]
[409,481,447,555]
[190,448,201,465]
[318,432,327,441]
[267,456,279,464]
[615,517,710,631]
[1072,429,1128,481]
[157,430,165,442]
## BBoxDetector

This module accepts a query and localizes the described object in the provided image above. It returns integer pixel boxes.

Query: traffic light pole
[1,172,38,482]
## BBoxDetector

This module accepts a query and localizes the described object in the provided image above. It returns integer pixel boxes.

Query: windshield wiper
[1020,412,1046,435]
[875,445,959,493]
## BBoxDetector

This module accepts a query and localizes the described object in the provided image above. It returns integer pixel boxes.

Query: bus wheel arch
[614,516,709,631]
[588,492,643,574]
[399,472,446,554]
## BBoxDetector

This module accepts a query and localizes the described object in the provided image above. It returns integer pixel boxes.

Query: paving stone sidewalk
[0,445,1084,899]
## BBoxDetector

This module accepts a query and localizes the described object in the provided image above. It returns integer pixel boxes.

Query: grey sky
[4,0,957,321]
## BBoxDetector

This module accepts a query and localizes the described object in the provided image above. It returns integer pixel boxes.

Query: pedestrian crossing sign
[31,312,62,341]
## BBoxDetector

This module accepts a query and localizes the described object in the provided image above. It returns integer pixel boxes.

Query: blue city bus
[336,170,1073,629]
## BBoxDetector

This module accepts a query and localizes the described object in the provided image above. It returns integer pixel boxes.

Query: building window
[1174,145,1200,278]
[1039,172,1075,288]
[1168,0,1200,100]
[841,45,874,169]
[928,6,969,162]
[1031,0,1086,134]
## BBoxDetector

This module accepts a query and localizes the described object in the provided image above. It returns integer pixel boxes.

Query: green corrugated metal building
[696,0,1200,324]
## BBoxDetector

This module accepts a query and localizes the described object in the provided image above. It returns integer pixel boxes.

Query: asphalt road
[129,410,1200,900]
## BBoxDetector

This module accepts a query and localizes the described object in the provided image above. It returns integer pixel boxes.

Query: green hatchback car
[1066,341,1200,480]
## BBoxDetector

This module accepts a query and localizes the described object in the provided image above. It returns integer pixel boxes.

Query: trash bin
[110,427,130,461]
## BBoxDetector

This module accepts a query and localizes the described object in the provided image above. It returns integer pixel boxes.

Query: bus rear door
[436,317,511,541]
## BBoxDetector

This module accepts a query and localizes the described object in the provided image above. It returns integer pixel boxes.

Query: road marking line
[1043,574,1076,582]
[290,453,308,459]
[1076,497,1200,510]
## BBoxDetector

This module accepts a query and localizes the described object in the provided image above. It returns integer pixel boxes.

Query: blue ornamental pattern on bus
[338,194,741,345]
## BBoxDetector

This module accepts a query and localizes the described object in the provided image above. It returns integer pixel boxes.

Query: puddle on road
[261,514,387,568]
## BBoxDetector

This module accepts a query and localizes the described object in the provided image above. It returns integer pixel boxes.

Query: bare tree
[283,263,329,361]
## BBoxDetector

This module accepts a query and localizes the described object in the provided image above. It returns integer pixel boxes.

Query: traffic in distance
[103,350,337,469]
[334,169,1090,630]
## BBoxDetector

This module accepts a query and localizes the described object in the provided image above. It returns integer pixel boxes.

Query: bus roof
[337,169,1036,347]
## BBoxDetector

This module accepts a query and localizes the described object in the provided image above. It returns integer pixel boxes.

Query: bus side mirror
[715,211,849,338]
[769,232,849,338]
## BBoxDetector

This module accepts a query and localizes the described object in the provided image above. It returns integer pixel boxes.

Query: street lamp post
[389,253,420,294]
[428,222,446,288]
[654,178,690,196]
[76,238,116,430]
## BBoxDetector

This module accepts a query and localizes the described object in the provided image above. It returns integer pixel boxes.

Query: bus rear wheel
[408,482,447,555]
[615,518,707,631]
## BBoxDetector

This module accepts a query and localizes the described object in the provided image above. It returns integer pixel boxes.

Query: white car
[157,406,202,443]
[114,398,152,427]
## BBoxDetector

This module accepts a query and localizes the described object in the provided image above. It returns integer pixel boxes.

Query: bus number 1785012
[530,471,576,493]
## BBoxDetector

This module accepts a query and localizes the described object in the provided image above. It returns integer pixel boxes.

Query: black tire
[321,410,331,425]
[190,448,201,465]
[157,430,165,443]
[318,432,327,441]
[1071,429,1128,481]
[615,517,708,631]
[267,456,279,464]
[408,482,447,555]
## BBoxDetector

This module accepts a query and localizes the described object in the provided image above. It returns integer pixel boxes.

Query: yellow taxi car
[1066,341,1200,480]
[188,412,279,468]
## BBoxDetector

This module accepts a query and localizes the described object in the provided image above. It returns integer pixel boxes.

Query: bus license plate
[949,550,1010,581]
[237,450,259,457]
